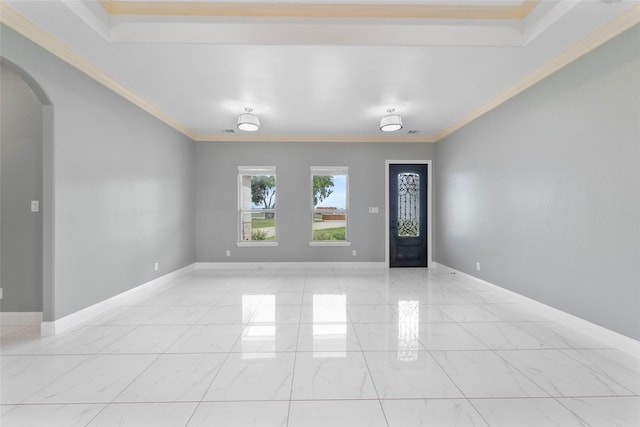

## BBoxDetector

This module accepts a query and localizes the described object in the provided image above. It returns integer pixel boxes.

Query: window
[238,166,277,246]
[310,166,350,246]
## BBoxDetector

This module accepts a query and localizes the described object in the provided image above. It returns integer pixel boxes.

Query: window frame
[309,166,351,247]
[237,166,278,247]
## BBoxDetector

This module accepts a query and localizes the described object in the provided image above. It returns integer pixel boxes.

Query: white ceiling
[2,0,638,142]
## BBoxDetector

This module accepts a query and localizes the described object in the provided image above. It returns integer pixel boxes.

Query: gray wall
[1,25,196,320]
[434,25,640,340]
[196,142,433,262]
[0,63,43,312]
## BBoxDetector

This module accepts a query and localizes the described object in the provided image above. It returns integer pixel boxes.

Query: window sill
[308,241,352,247]
[236,241,279,247]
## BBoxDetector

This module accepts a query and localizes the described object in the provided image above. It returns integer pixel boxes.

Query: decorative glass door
[389,164,427,267]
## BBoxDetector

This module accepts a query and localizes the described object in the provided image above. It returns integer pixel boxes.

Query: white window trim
[238,166,278,247]
[310,166,350,246]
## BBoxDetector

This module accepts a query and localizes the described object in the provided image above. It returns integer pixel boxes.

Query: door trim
[385,160,432,268]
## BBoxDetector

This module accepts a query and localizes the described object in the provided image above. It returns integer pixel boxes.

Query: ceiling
[1,0,639,142]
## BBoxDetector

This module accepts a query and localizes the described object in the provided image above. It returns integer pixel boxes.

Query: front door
[389,164,428,267]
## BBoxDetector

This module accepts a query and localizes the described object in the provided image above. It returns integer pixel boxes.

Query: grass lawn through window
[313,227,346,240]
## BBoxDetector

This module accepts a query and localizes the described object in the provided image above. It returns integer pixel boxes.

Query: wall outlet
[476,262,481,271]
[0,288,3,300]
[154,262,159,271]
[226,250,231,257]
[368,207,379,214]
[352,249,357,257]
[31,200,40,212]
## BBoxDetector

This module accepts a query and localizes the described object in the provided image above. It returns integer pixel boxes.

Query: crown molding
[0,2,198,140]
[435,3,640,142]
[2,2,638,145]
[99,0,540,20]
[193,134,438,143]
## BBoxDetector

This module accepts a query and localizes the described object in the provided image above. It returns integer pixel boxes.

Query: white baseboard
[195,262,387,270]
[41,264,195,336]
[432,263,640,357]
[0,312,43,325]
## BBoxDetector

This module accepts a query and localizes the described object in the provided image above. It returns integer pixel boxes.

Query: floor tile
[418,323,488,350]
[0,355,22,369]
[413,291,471,304]
[378,290,420,305]
[471,398,590,427]
[0,332,56,355]
[87,402,196,427]
[0,326,33,337]
[461,322,549,350]
[437,305,504,322]
[1,355,90,404]
[100,325,190,354]
[482,303,551,321]
[144,306,210,325]
[272,305,303,323]
[203,352,294,401]
[24,354,157,404]
[416,305,456,323]
[560,349,640,394]
[299,301,347,324]
[166,324,243,353]
[291,351,377,400]
[171,291,222,306]
[348,304,397,323]
[297,323,361,353]
[2,268,634,427]
[353,323,408,351]
[0,404,105,427]
[498,349,632,397]
[88,306,160,326]
[271,292,304,305]
[430,350,548,398]
[557,396,640,427]
[288,400,388,427]
[514,322,609,349]
[382,399,489,427]
[38,325,134,355]
[114,353,226,402]
[364,351,464,398]
[197,305,247,324]
[1,405,17,416]
[233,324,299,353]
[343,292,389,305]
[187,401,288,427]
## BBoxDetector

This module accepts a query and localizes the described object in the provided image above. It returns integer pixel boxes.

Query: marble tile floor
[1,268,639,426]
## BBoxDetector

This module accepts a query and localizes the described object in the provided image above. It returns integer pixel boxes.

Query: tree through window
[311,167,349,243]
[238,166,277,242]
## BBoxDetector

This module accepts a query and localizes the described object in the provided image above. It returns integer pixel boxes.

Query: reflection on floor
[1,267,639,426]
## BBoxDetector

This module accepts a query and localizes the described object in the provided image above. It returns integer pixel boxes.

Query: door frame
[385,160,432,268]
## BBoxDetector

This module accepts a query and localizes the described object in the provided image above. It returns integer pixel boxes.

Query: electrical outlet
[352,249,357,257]
[226,250,231,257]
[31,200,39,212]
[0,288,3,300]
[476,262,481,271]
[154,262,159,271]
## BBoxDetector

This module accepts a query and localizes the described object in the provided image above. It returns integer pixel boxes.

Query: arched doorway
[0,58,54,332]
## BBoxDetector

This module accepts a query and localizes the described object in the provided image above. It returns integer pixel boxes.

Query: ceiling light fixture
[380,108,403,132]
[237,107,260,132]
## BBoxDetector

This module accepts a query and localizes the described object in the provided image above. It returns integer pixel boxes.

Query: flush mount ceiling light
[380,108,403,132]
[237,107,260,132]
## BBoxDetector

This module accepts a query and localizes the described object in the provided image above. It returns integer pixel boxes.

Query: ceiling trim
[0,2,197,140]
[193,134,438,143]
[435,2,640,142]
[1,2,638,144]
[99,0,540,20]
